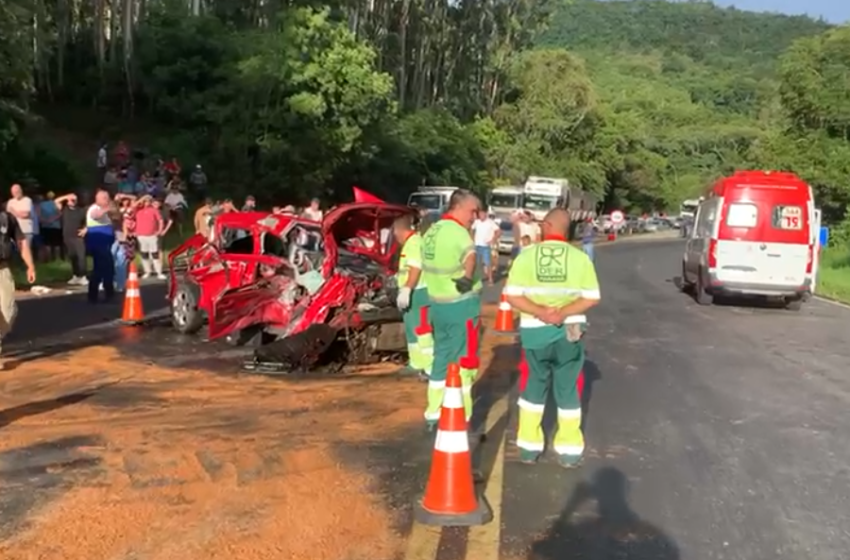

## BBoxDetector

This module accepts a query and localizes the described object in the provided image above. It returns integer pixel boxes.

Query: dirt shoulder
[0,305,512,560]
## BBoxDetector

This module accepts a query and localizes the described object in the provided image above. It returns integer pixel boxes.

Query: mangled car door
[207,280,286,340]
[189,246,232,310]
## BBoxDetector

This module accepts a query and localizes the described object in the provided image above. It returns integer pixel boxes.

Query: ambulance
[681,171,818,310]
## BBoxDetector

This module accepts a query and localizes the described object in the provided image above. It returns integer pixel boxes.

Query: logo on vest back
[422,223,440,260]
[535,245,567,283]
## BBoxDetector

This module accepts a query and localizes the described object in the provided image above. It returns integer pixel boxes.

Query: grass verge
[817,245,850,303]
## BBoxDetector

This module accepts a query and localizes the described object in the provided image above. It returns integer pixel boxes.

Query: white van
[682,171,815,310]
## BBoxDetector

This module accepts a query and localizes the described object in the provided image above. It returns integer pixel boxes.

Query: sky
[689,0,847,23]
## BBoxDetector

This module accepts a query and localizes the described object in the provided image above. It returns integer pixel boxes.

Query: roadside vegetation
[2,0,850,300]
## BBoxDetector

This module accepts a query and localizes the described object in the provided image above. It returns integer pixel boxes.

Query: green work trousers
[403,287,433,372]
[517,336,584,461]
[425,295,481,424]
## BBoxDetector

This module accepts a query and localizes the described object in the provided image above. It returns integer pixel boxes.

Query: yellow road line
[402,395,510,560]
[402,523,443,560]
[465,395,508,560]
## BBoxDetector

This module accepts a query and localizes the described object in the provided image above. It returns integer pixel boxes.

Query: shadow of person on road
[0,389,99,429]
[470,341,520,437]
[530,467,680,560]
[580,359,602,433]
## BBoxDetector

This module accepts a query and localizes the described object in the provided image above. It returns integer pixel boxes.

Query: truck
[407,186,459,212]
[522,176,598,223]
[679,198,702,219]
[487,186,524,254]
[487,186,524,221]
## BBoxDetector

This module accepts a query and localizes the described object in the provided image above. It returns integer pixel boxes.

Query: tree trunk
[95,0,106,92]
[398,0,410,109]
[123,0,135,117]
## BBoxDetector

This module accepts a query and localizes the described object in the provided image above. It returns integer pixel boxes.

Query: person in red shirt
[133,196,166,279]
[163,157,181,180]
[113,141,129,167]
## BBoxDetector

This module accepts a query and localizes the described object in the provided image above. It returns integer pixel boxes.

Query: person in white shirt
[164,188,188,237]
[518,211,540,244]
[301,198,323,222]
[471,210,500,284]
[97,143,108,180]
[6,184,35,246]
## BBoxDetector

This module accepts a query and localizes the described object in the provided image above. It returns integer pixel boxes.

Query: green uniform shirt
[504,238,600,349]
[421,217,481,302]
[398,232,425,289]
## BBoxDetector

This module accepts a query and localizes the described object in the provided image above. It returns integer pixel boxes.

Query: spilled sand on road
[0,305,513,560]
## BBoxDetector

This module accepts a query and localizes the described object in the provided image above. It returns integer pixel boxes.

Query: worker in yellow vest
[504,208,601,467]
[420,189,482,429]
[394,214,433,379]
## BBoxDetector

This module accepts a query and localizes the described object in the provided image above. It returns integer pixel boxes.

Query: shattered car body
[167,202,416,367]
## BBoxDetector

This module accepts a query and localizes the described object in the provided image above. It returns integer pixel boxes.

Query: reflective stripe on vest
[86,205,114,240]
[507,240,597,327]
[421,218,480,302]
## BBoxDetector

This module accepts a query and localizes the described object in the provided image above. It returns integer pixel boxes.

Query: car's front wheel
[172,281,205,334]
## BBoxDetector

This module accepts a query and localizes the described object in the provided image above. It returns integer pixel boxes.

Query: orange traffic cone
[414,363,492,526]
[494,292,515,333]
[122,262,145,324]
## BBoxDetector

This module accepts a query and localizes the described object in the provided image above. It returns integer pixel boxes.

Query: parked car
[167,202,416,367]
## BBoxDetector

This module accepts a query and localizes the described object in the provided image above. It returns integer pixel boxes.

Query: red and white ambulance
[682,170,816,310]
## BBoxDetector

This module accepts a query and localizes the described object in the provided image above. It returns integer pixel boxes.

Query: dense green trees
[2,0,850,218]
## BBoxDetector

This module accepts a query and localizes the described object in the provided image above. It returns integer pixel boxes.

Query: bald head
[447,189,476,209]
[447,189,480,229]
[542,208,570,237]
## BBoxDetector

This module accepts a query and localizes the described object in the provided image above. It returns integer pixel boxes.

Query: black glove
[454,276,474,293]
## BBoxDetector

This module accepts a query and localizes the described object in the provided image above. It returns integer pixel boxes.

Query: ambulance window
[772,205,803,230]
[725,203,758,228]
[695,203,716,238]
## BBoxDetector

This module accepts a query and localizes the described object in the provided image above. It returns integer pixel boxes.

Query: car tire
[785,298,803,312]
[695,269,713,306]
[171,281,204,334]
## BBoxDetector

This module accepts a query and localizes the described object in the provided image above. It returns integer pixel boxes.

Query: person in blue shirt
[85,189,116,303]
[39,191,63,261]
[580,217,595,262]
[117,170,134,195]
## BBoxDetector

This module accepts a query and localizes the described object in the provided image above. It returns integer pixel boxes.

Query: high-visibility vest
[504,238,600,348]
[397,232,425,289]
[421,218,481,303]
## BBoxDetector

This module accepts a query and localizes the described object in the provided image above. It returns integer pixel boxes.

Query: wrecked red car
[167,202,415,368]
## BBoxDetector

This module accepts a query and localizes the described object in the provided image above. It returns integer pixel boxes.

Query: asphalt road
[491,238,850,560]
[4,237,850,559]
[6,283,169,347]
